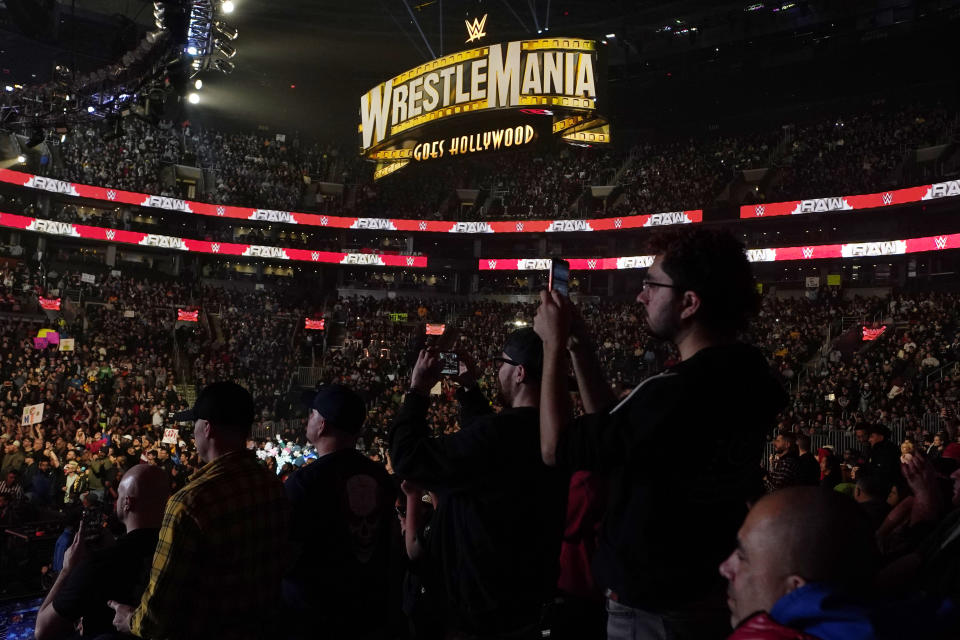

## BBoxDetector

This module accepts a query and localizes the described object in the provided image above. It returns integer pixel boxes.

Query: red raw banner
[862,326,887,341]
[39,296,61,311]
[425,323,445,336]
[305,318,325,330]
[0,168,705,234]
[177,309,199,322]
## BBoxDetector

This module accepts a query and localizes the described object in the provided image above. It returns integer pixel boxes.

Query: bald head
[116,464,170,531]
[719,487,877,627]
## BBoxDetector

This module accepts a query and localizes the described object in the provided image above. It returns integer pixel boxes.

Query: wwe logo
[418,221,427,231]
[311,252,320,261]
[882,193,893,206]
[587,259,597,269]
[406,257,415,266]
[320,217,329,226]
[755,205,765,217]
[211,243,220,253]
[216,206,226,216]
[106,190,116,201]
[488,260,497,270]
[802,247,814,259]
[614,219,622,229]
[465,14,487,43]
[935,236,948,250]
[516,222,524,231]
[105,230,115,240]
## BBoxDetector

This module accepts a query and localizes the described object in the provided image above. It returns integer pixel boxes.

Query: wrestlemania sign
[359,37,609,179]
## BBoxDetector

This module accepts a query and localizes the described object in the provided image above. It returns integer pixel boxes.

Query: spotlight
[214,40,236,58]
[188,92,200,104]
[222,0,235,13]
[214,20,238,40]
[60,134,67,143]
[4,85,13,92]
[87,106,96,113]
[187,45,198,56]
[17,155,27,164]
[194,79,203,90]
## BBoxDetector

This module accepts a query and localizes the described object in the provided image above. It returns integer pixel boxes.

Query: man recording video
[534,228,788,639]
[390,328,567,639]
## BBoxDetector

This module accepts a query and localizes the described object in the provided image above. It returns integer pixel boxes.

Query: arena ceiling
[2,0,959,139]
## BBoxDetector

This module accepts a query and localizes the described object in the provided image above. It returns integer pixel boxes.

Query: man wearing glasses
[534,228,788,639]
[390,328,567,639]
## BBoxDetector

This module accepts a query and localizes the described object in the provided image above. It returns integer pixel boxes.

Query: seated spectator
[720,487,879,638]
[35,464,170,640]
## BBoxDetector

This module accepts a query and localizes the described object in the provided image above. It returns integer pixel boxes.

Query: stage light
[213,59,235,74]
[188,93,200,104]
[214,20,238,40]
[222,1,235,13]
[214,40,236,58]
[60,134,67,143]
[87,106,96,113]
[4,85,13,92]
[606,33,616,38]
[17,155,26,164]
[194,79,203,90]
[187,45,198,56]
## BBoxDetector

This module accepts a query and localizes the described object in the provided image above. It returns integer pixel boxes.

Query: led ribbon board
[359,37,610,179]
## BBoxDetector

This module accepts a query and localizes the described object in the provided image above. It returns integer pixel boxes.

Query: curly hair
[648,228,760,337]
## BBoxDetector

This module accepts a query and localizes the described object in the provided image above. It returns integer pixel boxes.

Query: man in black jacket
[535,228,788,640]
[867,424,901,482]
[390,329,567,639]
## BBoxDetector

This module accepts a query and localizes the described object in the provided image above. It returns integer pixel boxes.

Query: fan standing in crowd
[535,228,788,639]
[35,464,170,640]
[283,384,400,640]
[108,382,290,640]
[390,329,568,639]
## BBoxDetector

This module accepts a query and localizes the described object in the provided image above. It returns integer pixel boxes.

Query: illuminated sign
[359,37,609,178]
[405,125,536,161]
[862,326,887,341]
[425,323,445,336]
[39,296,61,311]
[177,309,199,322]
[305,318,325,330]
[465,14,488,43]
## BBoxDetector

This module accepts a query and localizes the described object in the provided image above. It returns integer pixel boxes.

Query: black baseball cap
[308,384,366,434]
[503,328,544,381]
[173,381,255,431]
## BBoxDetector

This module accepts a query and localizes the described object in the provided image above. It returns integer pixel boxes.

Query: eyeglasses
[641,278,684,292]
[493,356,521,368]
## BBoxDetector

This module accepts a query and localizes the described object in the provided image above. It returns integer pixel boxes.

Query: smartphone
[549,258,570,297]
[439,351,459,376]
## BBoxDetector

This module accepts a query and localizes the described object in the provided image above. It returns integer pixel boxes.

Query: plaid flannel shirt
[131,451,290,639]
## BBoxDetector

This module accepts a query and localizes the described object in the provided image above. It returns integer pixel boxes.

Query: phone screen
[439,352,459,376]
[549,258,570,297]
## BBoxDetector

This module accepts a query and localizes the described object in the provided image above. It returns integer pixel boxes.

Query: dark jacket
[556,343,787,612]
[867,439,901,481]
[390,386,567,636]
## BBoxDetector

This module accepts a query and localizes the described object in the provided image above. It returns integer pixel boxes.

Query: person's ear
[679,290,701,321]
[515,364,527,385]
[783,574,806,595]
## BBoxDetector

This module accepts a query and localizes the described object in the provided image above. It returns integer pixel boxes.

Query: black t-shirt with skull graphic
[282,448,400,637]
